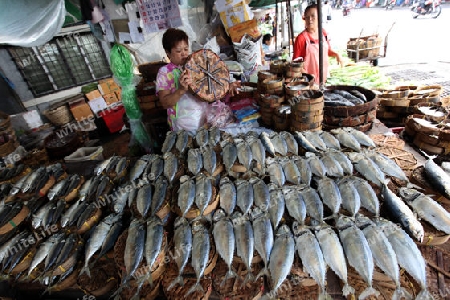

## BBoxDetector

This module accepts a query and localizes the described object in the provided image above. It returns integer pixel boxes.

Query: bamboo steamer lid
[185,49,230,102]
[257,71,278,81]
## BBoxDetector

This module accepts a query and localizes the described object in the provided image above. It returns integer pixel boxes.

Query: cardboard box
[70,101,94,122]
[88,97,108,114]
[103,93,119,106]
[228,19,260,43]
[85,90,102,101]
[115,89,122,100]
[98,79,120,95]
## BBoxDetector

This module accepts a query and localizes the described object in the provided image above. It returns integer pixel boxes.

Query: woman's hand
[336,54,344,67]
[229,81,241,97]
[179,69,192,92]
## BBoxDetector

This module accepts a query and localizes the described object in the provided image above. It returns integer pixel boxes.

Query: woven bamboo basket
[212,255,264,300]
[369,134,405,149]
[413,135,447,155]
[414,85,442,98]
[161,237,218,300]
[408,95,441,107]
[0,204,29,235]
[324,108,376,127]
[284,82,311,98]
[270,60,288,75]
[405,114,440,136]
[414,102,448,123]
[257,71,278,81]
[0,138,19,158]
[261,78,284,91]
[44,105,73,126]
[324,86,378,118]
[77,252,118,297]
[231,82,258,101]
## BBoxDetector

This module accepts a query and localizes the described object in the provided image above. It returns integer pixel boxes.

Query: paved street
[321,4,450,94]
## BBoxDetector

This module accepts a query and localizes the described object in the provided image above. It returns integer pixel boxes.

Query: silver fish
[219,176,236,215]
[80,213,121,277]
[266,157,285,187]
[283,185,306,225]
[268,184,285,229]
[236,139,253,171]
[212,209,237,287]
[382,184,424,242]
[299,186,324,223]
[328,150,353,175]
[195,127,209,148]
[268,225,294,293]
[321,153,344,177]
[47,179,66,201]
[208,126,221,146]
[202,146,217,176]
[249,138,266,175]
[249,177,269,210]
[292,223,330,299]
[315,226,354,297]
[344,127,376,148]
[337,177,361,217]
[279,157,301,185]
[280,131,298,154]
[236,179,253,215]
[399,187,450,234]
[187,148,203,176]
[251,207,273,281]
[423,159,450,199]
[78,178,92,202]
[149,155,164,181]
[168,217,192,290]
[222,141,238,172]
[293,156,312,185]
[315,177,342,216]
[163,152,178,183]
[320,131,341,150]
[151,176,168,216]
[293,131,318,153]
[161,131,177,153]
[113,187,129,214]
[232,211,255,285]
[195,173,213,216]
[28,233,64,276]
[260,132,276,156]
[136,183,152,218]
[377,218,433,300]
[350,176,379,216]
[61,199,82,228]
[32,201,53,229]
[94,157,114,176]
[115,157,129,177]
[365,151,408,181]
[356,215,412,300]
[337,216,379,299]
[186,221,210,296]
[139,217,164,288]
[178,175,196,216]
[123,218,145,283]
[269,132,288,156]
[130,157,149,182]
[305,152,327,178]
[331,128,361,152]
[175,130,189,154]
[348,152,385,186]
[303,130,327,151]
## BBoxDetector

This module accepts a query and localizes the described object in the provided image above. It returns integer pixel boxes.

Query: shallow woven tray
[369,134,405,149]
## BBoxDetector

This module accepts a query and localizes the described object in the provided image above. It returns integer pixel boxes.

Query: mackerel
[293,156,312,185]
[161,131,177,153]
[208,126,221,146]
[212,209,237,287]
[195,173,213,216]
[222,141,238,172]
[337,177,361,217]
[279,157,301,185]
[163,152,178,183]
[399,187,450,234]
[148,155,164,181]
[187,148,203,176]
[344,127,376,148]
[293,131,318,153]
[293,223,331,300]
[249,138,266,175]
[136,183,152,218]
[305,152,327,178]
[186,221,210,296]
[266,157,285,187]
[382,184,424,242]
[178,175,195,216]
[219,176,236,215]
[168,217,192,290]
[151,176,168,216]
[232,211,255,285]
[283,186,306,225]
[320,131,341,150]
[365,151,408,181]
[331,128,361,152]
[202,146,217,176]
[423,159,450,199]
[268,184,285,229]
[350,176,379,216]
[269,132,287,156]
[175,130,189,154]
[268,225,294,293]
[321,153,344,177]
[195,126,209,148]
[315,177,342,216]
[251,207,273,281]
[315,226,354,297]
[260,131,276,156]
[328,150,353,175]
[299,186,324,223]
[236,139,253,172]
[280,131,298,154]
[236,179,253,215]
[303,130,327,151]
[348,152,385,186]
[249,177,269,210]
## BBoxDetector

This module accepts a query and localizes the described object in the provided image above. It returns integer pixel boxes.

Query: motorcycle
[342,4,351,16]
[385,0,396,10]
[410,0,442,18]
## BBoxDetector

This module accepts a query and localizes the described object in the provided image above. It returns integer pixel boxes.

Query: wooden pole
[317,0,324,88]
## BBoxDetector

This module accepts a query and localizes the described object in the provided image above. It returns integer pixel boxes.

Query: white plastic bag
[172,94,209,132]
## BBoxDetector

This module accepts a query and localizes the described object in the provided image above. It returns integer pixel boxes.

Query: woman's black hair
[263,34,272,44]
[162,28,188,53]
[304,3,318,16]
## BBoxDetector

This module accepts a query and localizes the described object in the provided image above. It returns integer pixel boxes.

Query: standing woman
[292,4,342,85]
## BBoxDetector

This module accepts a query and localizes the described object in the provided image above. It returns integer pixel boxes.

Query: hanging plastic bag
[206,101,234,128]
[172,94,209,132]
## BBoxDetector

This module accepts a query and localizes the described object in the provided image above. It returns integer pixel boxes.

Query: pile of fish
[1,124,449,299]
[323,89,368,107]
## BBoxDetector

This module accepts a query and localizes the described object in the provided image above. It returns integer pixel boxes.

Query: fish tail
[358,286,380,300]
[167,275,184,291]
[392,286,413,300]
[242,270,255,286]
[342,282,355,297]
[255,267,270,281]
[186,281,204,296]
[220,268,238,287]
[416,289,435,300]
[79,265,91,278]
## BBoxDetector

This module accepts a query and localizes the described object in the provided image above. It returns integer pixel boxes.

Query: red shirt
[293,29,332,61]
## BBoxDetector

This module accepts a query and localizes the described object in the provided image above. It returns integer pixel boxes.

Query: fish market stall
[1,118,450,300]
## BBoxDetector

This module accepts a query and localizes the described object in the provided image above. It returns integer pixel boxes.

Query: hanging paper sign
[137,0,183,33]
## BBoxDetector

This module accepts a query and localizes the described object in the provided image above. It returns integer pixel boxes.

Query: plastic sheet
[172,94,209,132]
[0,0,65,47]
[206,101,234,128]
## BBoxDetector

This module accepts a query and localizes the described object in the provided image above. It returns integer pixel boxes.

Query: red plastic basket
[98,104,125,133]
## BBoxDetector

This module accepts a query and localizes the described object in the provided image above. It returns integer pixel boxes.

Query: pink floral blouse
[155,62,182,130]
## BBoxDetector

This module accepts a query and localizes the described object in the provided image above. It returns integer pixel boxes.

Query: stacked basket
[290,90,324,132]
[0,111,19,158]
[257,71,284,126]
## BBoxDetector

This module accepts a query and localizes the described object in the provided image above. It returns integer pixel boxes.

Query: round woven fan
[185,49,230,102]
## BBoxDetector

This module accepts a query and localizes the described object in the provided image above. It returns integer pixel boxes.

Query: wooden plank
[437,250,446,298]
